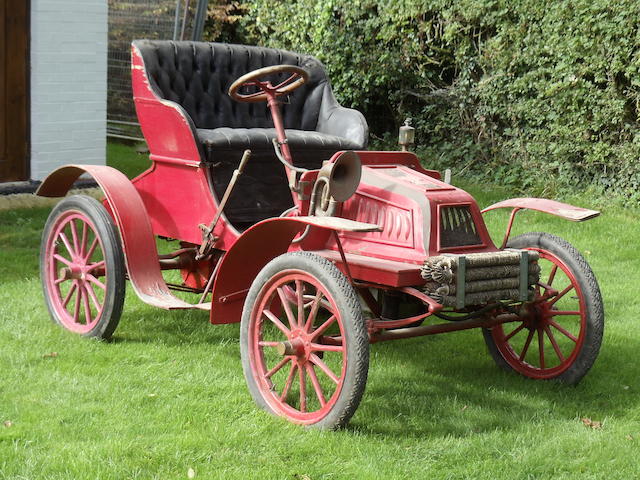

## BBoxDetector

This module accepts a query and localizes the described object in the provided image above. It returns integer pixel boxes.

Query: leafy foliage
[218,0,640,199]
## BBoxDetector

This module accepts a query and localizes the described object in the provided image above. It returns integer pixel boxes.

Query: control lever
[197,149,251,260]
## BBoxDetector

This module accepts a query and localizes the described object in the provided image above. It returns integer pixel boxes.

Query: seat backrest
[133,40,329,131]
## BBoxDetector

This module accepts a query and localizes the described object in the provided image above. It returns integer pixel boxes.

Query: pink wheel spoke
[80,222,88,258]
[519,329,535,361]
[87,260,105,273]
[73,285,82,323]
[310,343,344,353]
[258,341,281,348]
[85,283,102,311]
[53,254,73,267]
[276,287,298,329]
[544,325,565,363]
[310,354,339,384]
[295,280,305,327]
[548,285,574,307]
[537,329,545,369]
[265,357,290,379]
[549,319,578,343]
[86,274,106,291]
[505,324,525,342]
[54,275,67,286]
[280,363,297,402]
[550,310,580,316]
[299,365,307,412]
[81,285,93,325]
[304,291,323,333]
[83,237,99,262]
[62,281,78,308]
[306,364,327,407]
[302,294,316,308]
[70,220,80,255]
[310,315,337,340]
[548,264,558,286]
[537,282,553,292]
[263,309,291,336]
[58,232,76,259]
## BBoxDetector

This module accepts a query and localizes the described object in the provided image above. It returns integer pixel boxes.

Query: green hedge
[227,0,640,199]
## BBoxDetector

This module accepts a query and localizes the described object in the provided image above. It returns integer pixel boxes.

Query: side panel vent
[439,205,481,248]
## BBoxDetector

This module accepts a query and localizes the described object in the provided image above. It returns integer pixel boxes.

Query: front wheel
[240,252,369,429]
[483,232,603,384]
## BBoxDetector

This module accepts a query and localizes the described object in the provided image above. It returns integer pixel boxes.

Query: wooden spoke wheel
[240,252,369,429]
[40,195,125,339]
[483,232,603,384]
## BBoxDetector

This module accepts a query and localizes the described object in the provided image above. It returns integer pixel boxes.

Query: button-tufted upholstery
[133,40,368,229]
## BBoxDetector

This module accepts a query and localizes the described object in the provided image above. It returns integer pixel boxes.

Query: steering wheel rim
[228,65,309,103]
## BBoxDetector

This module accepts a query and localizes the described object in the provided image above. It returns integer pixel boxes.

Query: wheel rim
[248,270,347,424]
[490,248,587,379]
[44,210,109,333]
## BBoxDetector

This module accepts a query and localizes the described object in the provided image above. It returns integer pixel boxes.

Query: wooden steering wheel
[228,65,309,103]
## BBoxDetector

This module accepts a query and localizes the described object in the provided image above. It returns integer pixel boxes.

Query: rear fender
[210,216,379,324]
[37,164,208,310]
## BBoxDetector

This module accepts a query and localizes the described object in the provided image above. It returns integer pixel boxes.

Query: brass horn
[310,151,362,217]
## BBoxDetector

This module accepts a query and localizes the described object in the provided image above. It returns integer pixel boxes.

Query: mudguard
[481,197,600,221]
[210,216,379,324]
[36,164,208,310]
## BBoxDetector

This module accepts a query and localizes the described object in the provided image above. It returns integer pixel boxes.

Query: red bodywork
[37,44,599,331]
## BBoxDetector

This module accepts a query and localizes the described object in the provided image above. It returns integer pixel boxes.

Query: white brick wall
[30,0,107,181]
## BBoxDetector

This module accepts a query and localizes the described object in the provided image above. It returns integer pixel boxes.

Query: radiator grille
[439,206,481,248]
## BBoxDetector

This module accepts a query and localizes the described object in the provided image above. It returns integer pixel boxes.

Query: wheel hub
[277,329,313,361]
[66,262,90,280]
[521,297,554,330]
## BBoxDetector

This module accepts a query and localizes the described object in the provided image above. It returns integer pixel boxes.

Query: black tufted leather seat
[133,40,368,228]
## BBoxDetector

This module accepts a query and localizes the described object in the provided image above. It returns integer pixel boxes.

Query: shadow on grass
[109,301,240,348]
[105,301,634,441]
[349,330,631,439]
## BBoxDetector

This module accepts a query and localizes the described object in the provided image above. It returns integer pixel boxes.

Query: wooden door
[0,0,29,182]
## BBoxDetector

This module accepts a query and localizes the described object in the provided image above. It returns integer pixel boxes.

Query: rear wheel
[240,252,369,429]
[40,195,126,339]
[483,232,603,384]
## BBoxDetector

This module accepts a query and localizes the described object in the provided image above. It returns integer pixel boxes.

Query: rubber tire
[240,251,369,429]
[40,195,126,339]
[483,232,604,385]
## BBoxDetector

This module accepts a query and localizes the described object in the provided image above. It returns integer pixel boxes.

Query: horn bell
[318,150,362,202]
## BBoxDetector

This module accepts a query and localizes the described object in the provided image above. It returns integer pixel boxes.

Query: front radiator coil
[421,250,540,307]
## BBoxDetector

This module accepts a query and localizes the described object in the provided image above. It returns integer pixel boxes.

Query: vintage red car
[36,41,604,429]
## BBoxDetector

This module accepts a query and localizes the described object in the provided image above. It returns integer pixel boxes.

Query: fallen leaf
[187,468,196,479]
[626,435,633,441]
[147,393,157,398]
[461,405,468,411]
[43,352,58,358]
[581,418,602,429]
[623,385,630,390]
[3,421,12,428]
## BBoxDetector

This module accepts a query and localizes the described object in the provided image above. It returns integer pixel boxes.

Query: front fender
[210,216,379,324]
[481,197,599,221]
[37,164,207,310]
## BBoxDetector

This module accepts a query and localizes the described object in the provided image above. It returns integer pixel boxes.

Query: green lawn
[1,147,639,478]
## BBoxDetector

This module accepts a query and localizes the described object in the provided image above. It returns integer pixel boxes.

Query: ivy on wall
[212,0,640,199]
